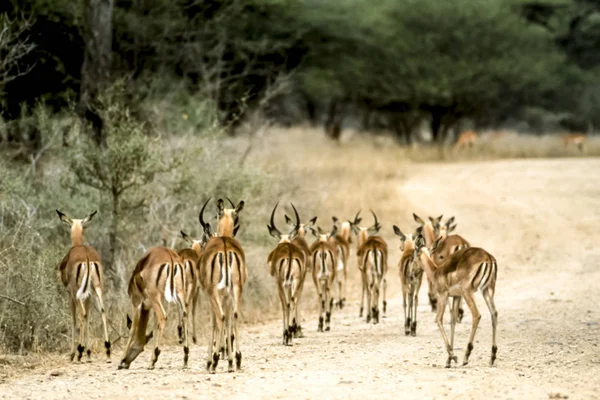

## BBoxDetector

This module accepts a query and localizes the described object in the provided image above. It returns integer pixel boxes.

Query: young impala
[267,202,306,345]
[118,246,188,370]
[310,225,338,332]
[330,216,351,309]
[352,210,388,324]
[415,236,498,368]
[393,225,422,336]
[56,210,111,363]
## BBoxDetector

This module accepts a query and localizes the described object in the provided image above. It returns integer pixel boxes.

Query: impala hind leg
[411,287,420,336]
[69,297,77,362]
[483,288,498,367]
[461,291,481,366]
[77,298,90,362]
[359,274,366,318]
[427,276,437,312]
[382,278,387,316]
[233,285,243,371]
[402,289,410,335]
[325,282,333,331]
[93,286,111,362]
[148,298,167,370]
[434,294,456,368]
[450,296,460,352]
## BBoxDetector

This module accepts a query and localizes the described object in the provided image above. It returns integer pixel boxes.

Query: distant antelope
[267,202,306,345]
[198,197,247,373]
[413,213,443,311]
[177,230,214,345]
[562,133,585,153]
[351,210,388,324]
[118,246,188,370]
[309,225,338,332]
[56,210,111,363]
[453,130,478,151]
[284,210,317,338]
[330,216,351,309]
[393,225,422,336]
[415,237,498,368]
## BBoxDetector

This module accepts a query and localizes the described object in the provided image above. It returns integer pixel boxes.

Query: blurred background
[1,0,599,355]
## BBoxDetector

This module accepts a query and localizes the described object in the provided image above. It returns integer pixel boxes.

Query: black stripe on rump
[156,263,168,287]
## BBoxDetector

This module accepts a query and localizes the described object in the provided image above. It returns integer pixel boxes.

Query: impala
[413,213,442,312]
[177,230,213,345]
[284,210,316,338]
[56,210,111,363]
[330,216,351,309]
[118,246,188,370]
[352,210,388,324]
[267,202,306,345]
[415,236,498,368]
[453,130,478,151]
[309,226,338,332]
[198,197,247,373]
[393,225,421,336]
[562,133,585,153]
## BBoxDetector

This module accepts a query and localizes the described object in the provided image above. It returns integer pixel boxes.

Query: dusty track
[2,158,600,399]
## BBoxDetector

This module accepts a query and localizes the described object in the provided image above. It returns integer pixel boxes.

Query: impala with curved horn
[266,202,306,345]
[351,210,388,323]
[56,210,111,363]
[198,198,247,373]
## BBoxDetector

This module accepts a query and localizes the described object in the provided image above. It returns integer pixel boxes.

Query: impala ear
[329,224,338,238]
[285,214,295,226]
[235,201,245,213]
[180,230,194,244]
[83,210,97,224]
[448,224,457,233]
[431,236,443,252]
[307,216,317,226]
[56,210,73,225]
[445,216,455,228]
[393,225,406,241]
[413,213,424,225]
[267,224,280,239]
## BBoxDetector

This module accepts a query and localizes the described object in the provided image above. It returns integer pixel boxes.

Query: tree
[66,82,177,286]
[0,13,35,96]
[79,0,114,146]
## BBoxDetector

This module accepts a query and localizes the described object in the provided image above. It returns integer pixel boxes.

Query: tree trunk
[79,0,114,147]
[430,110,443,143]
[107,188,119,289]
[325,99,342,140]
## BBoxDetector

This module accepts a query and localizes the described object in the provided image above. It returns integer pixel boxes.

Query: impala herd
[56,200,499,373]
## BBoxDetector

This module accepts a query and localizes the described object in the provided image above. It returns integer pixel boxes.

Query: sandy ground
[2,158,600,399]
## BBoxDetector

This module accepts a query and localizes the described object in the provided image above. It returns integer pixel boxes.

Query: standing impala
[284,211,316,338]
[198,197,247,373]
[267,202,306,345]
[310,226,338,332]
[118,246,189,370]
[352,210,388,324]
[415,236,498,368]
[56,210,111,363]
[393,225,422,336]
[330,216,351,309]
[177,230,213,345]
[413,213,442,312]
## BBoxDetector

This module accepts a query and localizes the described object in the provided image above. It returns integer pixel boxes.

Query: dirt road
[2,158,600,399]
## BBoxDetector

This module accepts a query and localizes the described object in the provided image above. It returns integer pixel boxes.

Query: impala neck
[418,250,438,286]
[191,241,202,255]
[357,229,368,249]
[423,223,436,247]
[340,222,351,242]
[217,213,235,237]
[71,222,84,247]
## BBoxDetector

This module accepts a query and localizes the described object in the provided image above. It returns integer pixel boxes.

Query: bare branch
[0,294,26,306]
[0,13,36,88]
